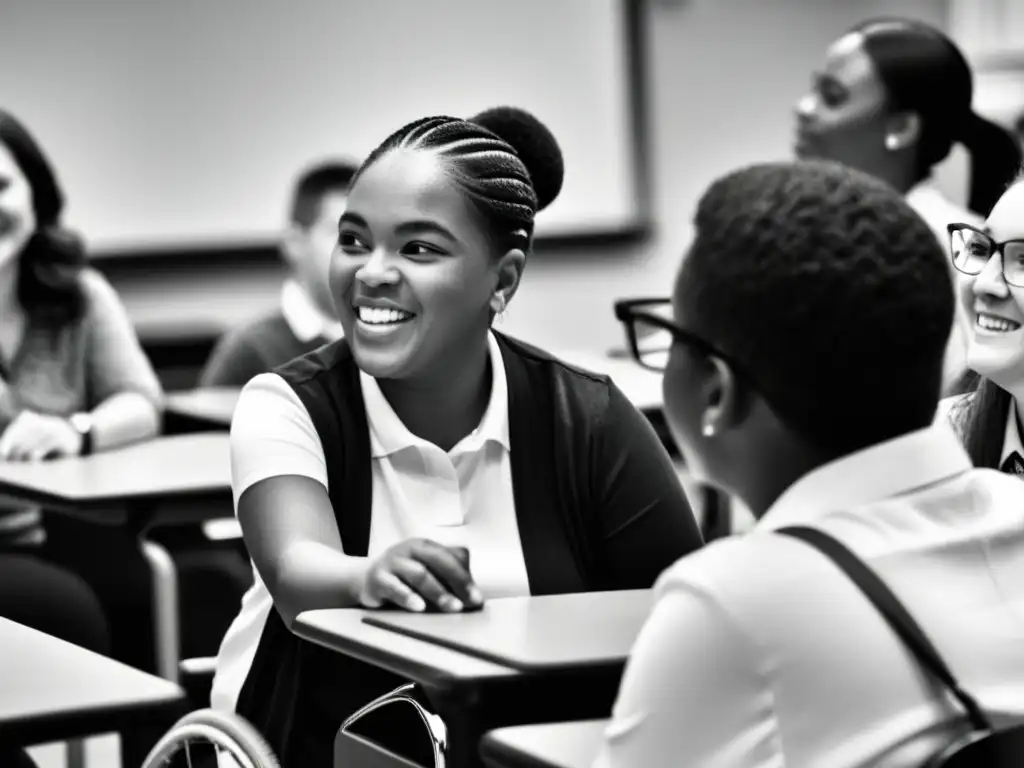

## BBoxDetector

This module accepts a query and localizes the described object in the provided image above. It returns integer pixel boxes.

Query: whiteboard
[0,0,641,253]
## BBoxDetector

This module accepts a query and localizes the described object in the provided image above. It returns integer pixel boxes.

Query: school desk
[295,590,651,768]
[164,387,240,433]
[0,433,233,682]
[0,617,186,752]
[480,720,608,768]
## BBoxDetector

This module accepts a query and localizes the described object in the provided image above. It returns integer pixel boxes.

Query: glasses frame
[947,223,1024,288]
[613,297,742,374]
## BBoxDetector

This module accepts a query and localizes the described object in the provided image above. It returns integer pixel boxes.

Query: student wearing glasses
[212,106,702,766]
[943,174,1024,473]
[596,161,1024,767]
[795,18,1021,395]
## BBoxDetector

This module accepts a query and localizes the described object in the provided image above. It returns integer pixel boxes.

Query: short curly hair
[677,160,953,455]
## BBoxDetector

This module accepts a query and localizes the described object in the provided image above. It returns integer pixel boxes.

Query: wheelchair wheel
[139,708,280,768]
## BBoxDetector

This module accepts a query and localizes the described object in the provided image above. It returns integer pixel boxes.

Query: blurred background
[1,0,1022,389]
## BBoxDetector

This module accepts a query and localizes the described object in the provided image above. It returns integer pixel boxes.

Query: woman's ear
[699,356,744,438]
[884,111,921,152]
[493,248,527,307]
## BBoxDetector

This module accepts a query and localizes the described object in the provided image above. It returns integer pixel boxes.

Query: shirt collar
[280,279,344,343]
[757,423,972,531]
[1002,402,1024,465]
[360,331,510,459]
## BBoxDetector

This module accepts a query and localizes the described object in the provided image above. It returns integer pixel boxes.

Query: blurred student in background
[795,17,1022,396]
[200,160,357,387]
[0,111,161,765]
[600,160,1024,767]
[0,110,158,669]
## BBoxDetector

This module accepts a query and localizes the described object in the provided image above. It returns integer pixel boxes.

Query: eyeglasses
[613,297,739,374]
[948,223,1024,288]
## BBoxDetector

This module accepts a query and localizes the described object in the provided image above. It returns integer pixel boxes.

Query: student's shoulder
[653,530,850,626]
[497,332,615,398]
[273,337,356,389]
[233,372,313,431]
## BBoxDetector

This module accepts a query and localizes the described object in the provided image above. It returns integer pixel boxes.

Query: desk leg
[140,541,181,683]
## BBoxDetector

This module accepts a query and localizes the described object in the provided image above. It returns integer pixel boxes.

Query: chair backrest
[778,526,1024,767]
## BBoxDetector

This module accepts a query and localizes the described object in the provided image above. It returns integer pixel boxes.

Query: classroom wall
[108,0,949,354]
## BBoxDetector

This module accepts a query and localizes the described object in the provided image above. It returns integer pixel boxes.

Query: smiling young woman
[210,106,703,766]
[944,173,1024,471]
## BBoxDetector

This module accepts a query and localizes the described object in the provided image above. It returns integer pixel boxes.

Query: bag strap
[777,525,991,732]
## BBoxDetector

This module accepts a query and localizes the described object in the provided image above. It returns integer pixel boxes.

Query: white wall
[2,0,637,248]
[112,0,950,352]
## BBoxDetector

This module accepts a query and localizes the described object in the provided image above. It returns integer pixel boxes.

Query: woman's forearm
[90,391,162,451]
[272,541,370,628]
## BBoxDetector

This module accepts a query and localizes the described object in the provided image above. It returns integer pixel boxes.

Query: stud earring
[884,134,900,151]
[702,420,716,438]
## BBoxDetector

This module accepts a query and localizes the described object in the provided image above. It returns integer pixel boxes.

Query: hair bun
[470,106,564,211]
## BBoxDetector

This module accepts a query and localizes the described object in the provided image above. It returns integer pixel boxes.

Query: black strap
[778,525,991,732]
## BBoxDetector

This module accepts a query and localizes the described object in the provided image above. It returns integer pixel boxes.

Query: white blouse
[210,331,529,712]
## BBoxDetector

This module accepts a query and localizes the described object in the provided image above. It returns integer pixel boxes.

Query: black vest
[234,332,699,765]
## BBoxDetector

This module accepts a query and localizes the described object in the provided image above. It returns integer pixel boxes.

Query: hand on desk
[0,410,82,461]
[359,539,484,614]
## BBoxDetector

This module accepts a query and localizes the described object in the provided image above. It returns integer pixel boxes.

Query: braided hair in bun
[354,106,564,254]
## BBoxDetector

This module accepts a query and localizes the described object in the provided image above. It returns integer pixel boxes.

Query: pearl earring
[702,421,716,438]
[884,134,900,151]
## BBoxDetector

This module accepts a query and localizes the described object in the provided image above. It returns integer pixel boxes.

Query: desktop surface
[0,432,231,513]
[0,618,185,745]
[361,590,652,672]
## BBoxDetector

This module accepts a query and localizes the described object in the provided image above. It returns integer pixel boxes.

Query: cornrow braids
[353,108,563,254]
[678,160,953,456]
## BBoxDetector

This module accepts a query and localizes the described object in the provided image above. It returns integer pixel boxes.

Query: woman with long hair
[0,109,164,767]
[945,172,1024,470]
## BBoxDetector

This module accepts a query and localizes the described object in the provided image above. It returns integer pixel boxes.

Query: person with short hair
[199,160,358,387]
[598,160,1024,767]
[213,106,703,766]
[795,18,1022,395]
